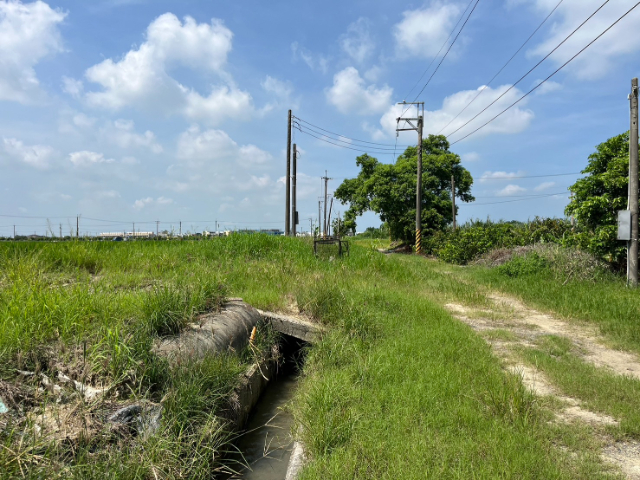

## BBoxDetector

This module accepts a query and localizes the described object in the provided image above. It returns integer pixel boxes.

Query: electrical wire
[296,125,405,154]
[402,0,477,102]
[294,122,400,151]
[437,0,564,135]
[467,192,569,206]
[411,0,482,105]
[479,172,581,180]
[450,1,640,145]
[474,191,568,199]
[444,0,612,139]
[294,116,412,148]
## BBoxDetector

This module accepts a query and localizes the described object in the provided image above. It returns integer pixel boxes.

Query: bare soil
[445,294,640,479]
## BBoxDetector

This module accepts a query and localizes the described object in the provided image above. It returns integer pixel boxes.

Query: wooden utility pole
[451,175,456,230]
[292,144,297,237]
[396,102,424,254]
[630,78,639,287]
[285,110,292,236]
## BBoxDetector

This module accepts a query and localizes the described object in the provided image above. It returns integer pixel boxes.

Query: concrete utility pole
[76,215,79,239]
[59,224,62,239]
[156,220,160,238]
[321,171,332,238]
[451,175,456,230]
[285,110,292,236]
[179,221,182,237]
[396,102,424,254]
[630,77,639,287]
[292,144,297,237]
[318,200,322,238]
[13,225,15,239]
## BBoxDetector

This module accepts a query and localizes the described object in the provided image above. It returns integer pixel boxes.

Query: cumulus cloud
[480,171,523,182]
[83,13,253,125]
[461,152,480,162]
[375,84,534,141]
[534,181,556,191]
[133,196,173,210]
[291,42,329,73]
[497,184,527,196]
[0,0,66,103]
[394,3,461,58]
[62,76,84,99]
[340,17,375,63]
[101,119,163,153]
[177,125,272,168]
[3,137,54,169]
[260,76,295,112]
[533,79,562,95]
[69,150,115,167]
[524,0,640,79]
[327,67,392,115]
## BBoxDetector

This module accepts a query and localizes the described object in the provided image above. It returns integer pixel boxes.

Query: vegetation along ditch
[2,233,640,478]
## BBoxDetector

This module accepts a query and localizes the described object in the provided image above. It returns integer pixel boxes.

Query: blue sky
[0,0,639,236]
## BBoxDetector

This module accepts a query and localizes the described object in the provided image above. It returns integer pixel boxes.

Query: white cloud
[0,0,66,103]
[102,119,163,153]
[177,125,271,168]
[376,84,534,141]
[291,42,329,73]
[534,181,556,191]
[84,13,252,125]
[69,150,115,167]
[461,152,480,162]
[3,137,54,169]
[533,79,562,95]
[327,67,392,115]
[480,171,523,182]
[62,76,84,99]
[96,190,121,199]
[525,0,640,79]
[497,184,527,196]
[260,76,295,113]
[132,196,174,210]
[394,3,461,58]
[340,17,375,63]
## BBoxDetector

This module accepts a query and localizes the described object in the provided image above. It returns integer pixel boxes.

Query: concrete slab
[258,310,323,343]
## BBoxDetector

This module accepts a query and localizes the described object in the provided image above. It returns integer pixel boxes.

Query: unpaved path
[445,293,640,479]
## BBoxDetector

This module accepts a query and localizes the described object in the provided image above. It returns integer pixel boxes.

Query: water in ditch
[231,336,305,479]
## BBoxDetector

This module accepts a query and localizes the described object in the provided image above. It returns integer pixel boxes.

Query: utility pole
[318,200,322,238]
[285,110,292,236]
[132,222,135,238]
[630,77,639,287]
[292,144,297,237]
[396,102,424,254]
[451,175,456,231]
[179,221,182,237]
[309,218,313,236]
[156,220,160,238]
[59,224,62,239]
[76,215,79,240]
[13,225,15,239]
[322,171,332,238]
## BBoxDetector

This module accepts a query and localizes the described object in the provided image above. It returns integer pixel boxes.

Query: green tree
[565,131,632,268]
[334,135,474,244]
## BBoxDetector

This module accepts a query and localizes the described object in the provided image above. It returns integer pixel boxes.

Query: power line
[296,125,404,154]
[479,172,581,180]
[437,0,564,135]
[402,0,477,102]
[467,192,569,206]
[410,0,482,106]
[294,116,412,148]
[294,122,401,151]
[450,1,640,145]
[474,191,568,199]
[444,0,612,139]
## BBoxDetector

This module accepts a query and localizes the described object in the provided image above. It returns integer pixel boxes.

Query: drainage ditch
[230,335,307,479]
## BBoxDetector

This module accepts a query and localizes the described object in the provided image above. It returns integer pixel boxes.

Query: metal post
[630,78,639,287]
[451,174,456,230]
[285,110,292,236]
[292,144,297,237]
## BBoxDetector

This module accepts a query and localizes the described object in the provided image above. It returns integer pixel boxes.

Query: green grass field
[0,237,624,478]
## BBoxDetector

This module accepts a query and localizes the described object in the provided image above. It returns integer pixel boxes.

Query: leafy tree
[565,131,633,268]
[334,135,474,244]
